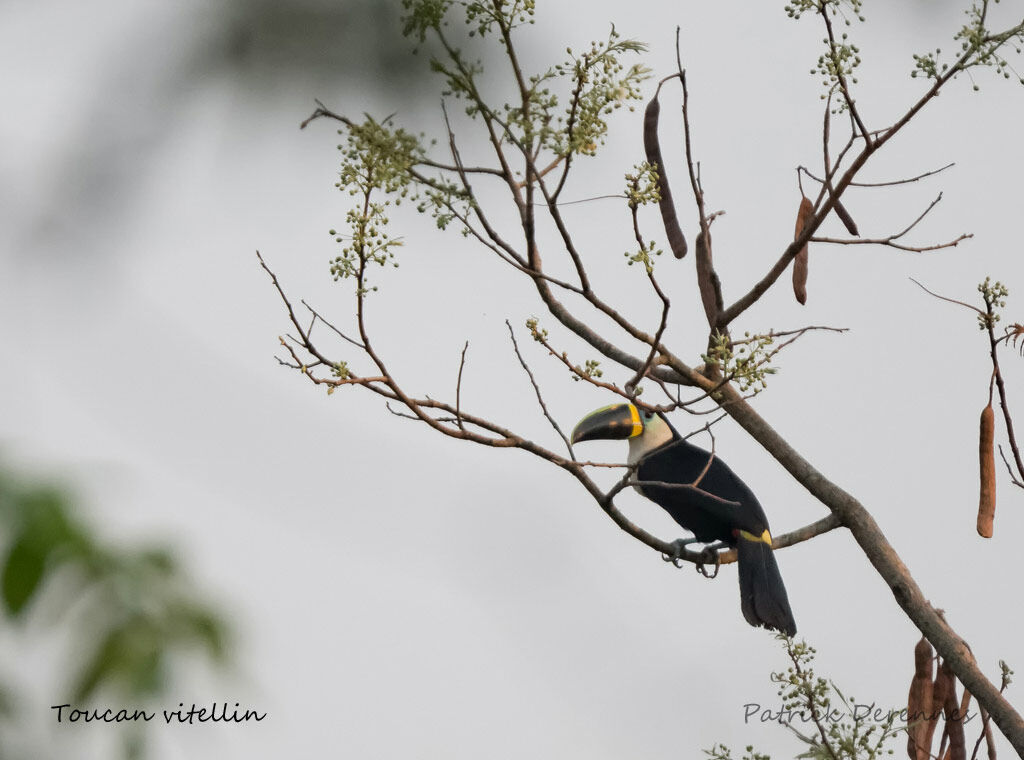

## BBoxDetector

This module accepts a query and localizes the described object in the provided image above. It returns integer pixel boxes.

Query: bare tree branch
[675,58,725,329]
[811,193,972,253]
[909,278,986,315]
[799,162,956,189]
[300,300,364,349]
[820,4,871,143]
[998,446,1024,489]
[505,321,575,459]
[811,234,972,254]
[455,341,469,431]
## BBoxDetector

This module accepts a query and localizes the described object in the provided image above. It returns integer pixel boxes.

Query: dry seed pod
[956,688,972,736]
[941,659,967,760]
[907,637,934,760]
[792,196,813,305]
[834,197,859,236]
[977,403,996,538]
[979,707,997,760]
[695,229,721,326]
[925,657,952,753]
[643,93,687,259]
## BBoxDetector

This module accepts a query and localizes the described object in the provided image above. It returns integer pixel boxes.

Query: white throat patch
[627,413,674,464]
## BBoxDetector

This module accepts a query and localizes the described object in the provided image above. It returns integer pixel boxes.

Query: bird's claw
[696,541,725,579]
[661,537,699,568]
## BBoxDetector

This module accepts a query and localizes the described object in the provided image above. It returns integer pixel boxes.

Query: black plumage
[572,403,797,635]
[636,433,796,635]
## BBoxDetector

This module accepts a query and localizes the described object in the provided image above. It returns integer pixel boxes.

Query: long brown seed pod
[792,196,813,305]
[955,687,973,760]
[978,403,996,538]
[908,637,935,760]
[980,706,998,760]
[643,91,687,259]
[834,198,859,236]
[926,657,952,754]
[941,659,967,760]
[695,229,722,326]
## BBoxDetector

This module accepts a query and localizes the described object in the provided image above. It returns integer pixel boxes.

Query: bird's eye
[642,411,654,421]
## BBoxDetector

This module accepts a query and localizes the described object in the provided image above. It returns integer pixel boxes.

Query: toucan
[571,403,797,636]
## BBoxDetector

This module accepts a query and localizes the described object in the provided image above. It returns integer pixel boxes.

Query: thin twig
[799,162,956,188]
[985,298,1024,484]
[300,99,351,130]
[623,182,672,395]
[550,54,588,203]
[811,194,971,252]
[440,101,527,268]
[301,301,364,349]
[811,234,971,253]
[277,338,386,390]
[630,479,741,508]
[821,4,870,145]
[505,321,575,459]
[385,402,421,421]
[675,46,725,330]
[998,446,1024,489]
[691,424,719,489]
[455,341,469,431]
[533,331,633,398]
[910,278,985,315]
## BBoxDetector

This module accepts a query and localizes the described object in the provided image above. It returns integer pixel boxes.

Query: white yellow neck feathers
[627,414,674,464]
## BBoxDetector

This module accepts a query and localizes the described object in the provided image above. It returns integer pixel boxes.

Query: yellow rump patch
[738,529,773,546]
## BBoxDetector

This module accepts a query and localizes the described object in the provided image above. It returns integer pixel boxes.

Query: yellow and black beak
[571,403,644,444]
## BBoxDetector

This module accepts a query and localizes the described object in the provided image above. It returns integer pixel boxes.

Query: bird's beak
[571,403,644,444]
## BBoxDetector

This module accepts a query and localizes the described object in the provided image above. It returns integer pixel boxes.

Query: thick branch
[713,382,1024,753]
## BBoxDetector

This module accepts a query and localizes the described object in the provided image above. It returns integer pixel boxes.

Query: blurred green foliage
[218,0,426,90]
[0,467,229,758]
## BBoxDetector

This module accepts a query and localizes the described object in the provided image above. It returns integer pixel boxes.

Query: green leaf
[1,532,47,615]
[73,617,166,701]
[1,488,88,615]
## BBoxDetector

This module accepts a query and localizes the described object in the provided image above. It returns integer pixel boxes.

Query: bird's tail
[736,534,797,636]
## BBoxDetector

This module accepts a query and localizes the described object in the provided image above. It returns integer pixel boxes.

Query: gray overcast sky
[2,1,1023,758]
